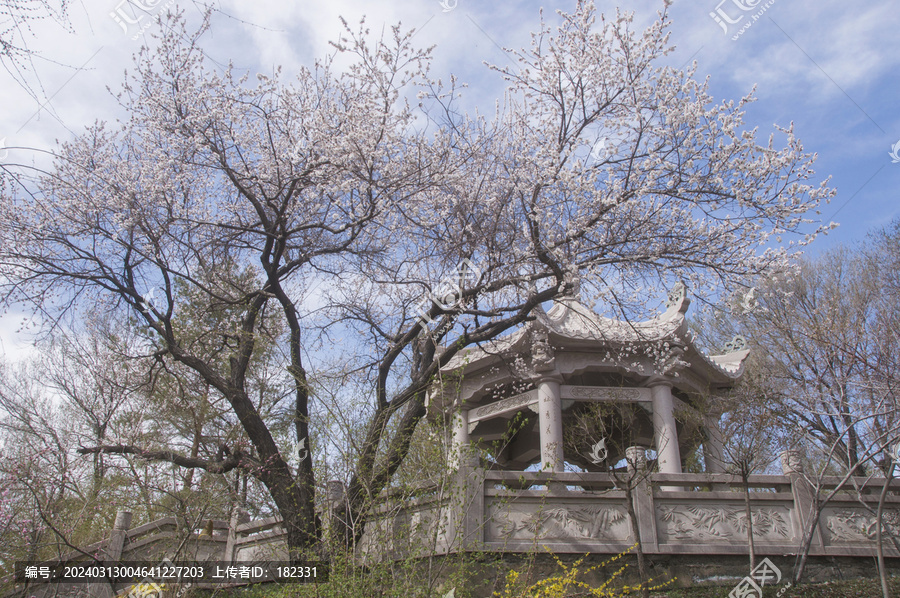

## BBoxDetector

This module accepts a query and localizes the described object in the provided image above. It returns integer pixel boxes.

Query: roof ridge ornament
[724,335,747,353]
[563,268,581,300]
[665,281,690,314]
[531,327,556,371]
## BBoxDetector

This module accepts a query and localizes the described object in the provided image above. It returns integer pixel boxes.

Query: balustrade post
[702,410,729,490]
[88,509,132,598]
[626,447,658,553]
[327,480,348,549]
[702,412,726,474]
[224,507,248,564]
[781,449,823,553]
[453,454,484,551]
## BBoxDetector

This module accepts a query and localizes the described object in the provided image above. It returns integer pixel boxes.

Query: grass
[178,576,900,597]
[663,576,900,597]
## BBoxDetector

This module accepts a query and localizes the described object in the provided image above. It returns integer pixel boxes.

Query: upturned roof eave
[441,283,749,382]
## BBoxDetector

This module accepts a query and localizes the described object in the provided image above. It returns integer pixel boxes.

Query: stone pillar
[107,509,132,559]
[451,408,469,470]
[327,480,348,548]
[650,381,682,476]
[89,509,132,598]
[222,505,250,563]
[703,412,727,475]
[537,377,564,472]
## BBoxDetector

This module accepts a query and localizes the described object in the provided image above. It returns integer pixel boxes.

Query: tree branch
[77,444,245,474]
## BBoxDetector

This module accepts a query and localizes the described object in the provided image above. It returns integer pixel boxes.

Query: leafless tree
[714,387,777,571]
[706,230,900,587]
[564,402,662,598]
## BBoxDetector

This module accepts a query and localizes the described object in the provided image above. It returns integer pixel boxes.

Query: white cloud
[0,0,896,352]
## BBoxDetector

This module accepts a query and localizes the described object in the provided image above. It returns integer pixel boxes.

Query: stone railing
[473,470,900,557]
[3,510,289,598]
[359,454,900,562]
[9,456,900,595]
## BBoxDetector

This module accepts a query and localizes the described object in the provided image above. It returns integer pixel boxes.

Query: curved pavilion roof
[442,283,750,393]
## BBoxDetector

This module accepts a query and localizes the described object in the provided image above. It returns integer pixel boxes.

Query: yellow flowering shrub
[115,582,167,597]
[494,545,674,598]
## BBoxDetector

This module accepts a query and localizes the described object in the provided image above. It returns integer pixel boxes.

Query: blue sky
[0,0,898,356]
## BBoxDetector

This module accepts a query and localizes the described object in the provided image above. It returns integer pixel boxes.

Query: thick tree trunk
[90,424,106,503]
[266,262,320,557]
[334,396,428,546]
[259,458,319,560]
[793,511,815,584]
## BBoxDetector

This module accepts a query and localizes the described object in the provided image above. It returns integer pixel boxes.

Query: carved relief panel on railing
[657,504,794,544]
[822,507,900,545]
[486,501,632,543]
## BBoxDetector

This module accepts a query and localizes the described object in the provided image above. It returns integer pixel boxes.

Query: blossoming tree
[0,2,833,558]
